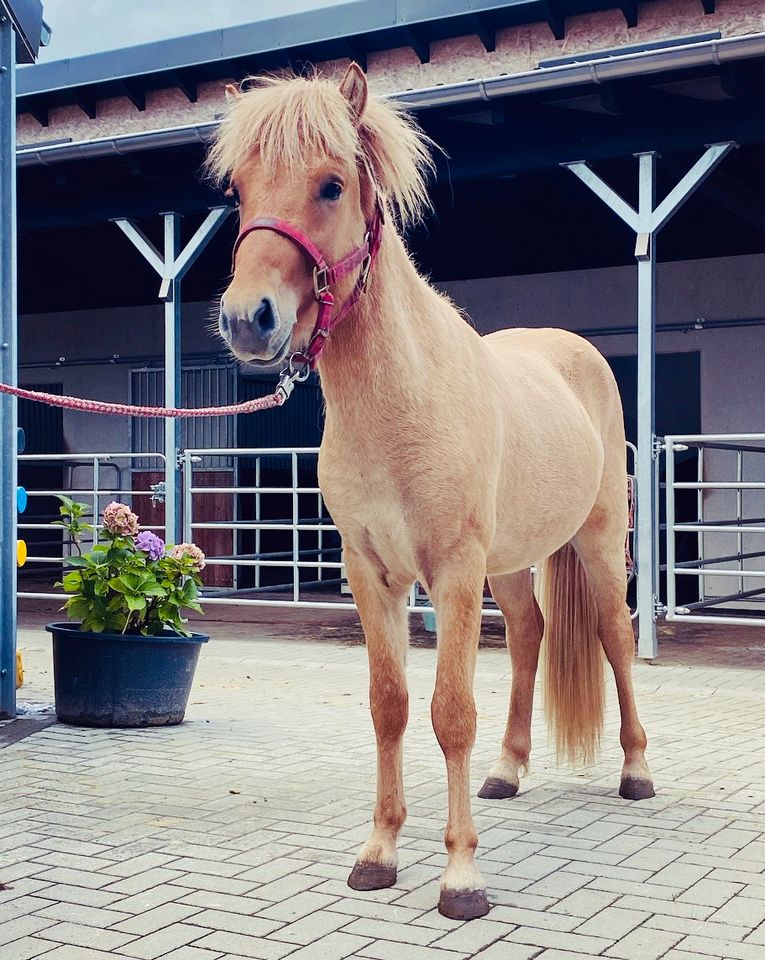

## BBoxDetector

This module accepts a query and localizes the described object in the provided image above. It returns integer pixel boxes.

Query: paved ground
[2,609,765,960]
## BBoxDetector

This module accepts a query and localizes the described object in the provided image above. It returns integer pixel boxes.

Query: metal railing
[665,434,765,626]
[17,443,640,624]
[17,451,165,600]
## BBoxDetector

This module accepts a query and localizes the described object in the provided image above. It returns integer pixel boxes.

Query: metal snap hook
[288,353,311,382]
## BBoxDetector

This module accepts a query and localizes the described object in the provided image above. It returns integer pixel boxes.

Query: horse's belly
[487,419,605,573]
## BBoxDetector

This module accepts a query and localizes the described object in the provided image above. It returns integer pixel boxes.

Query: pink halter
[231,199,384,372]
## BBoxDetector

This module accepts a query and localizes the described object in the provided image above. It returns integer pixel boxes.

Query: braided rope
[0,381,286,418]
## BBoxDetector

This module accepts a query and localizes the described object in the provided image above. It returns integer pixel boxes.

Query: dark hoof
[347,861,397,891]
[477,777,518,800]
[438,887,491,921]
[619,777,656,801]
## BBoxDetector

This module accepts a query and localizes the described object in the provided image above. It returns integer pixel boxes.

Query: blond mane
[206,71,435,226]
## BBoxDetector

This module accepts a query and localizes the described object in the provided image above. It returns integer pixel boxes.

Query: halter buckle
[313,266,329,298]
[360,253,372,288]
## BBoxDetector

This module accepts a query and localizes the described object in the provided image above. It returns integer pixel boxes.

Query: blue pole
[164,213,182,545]
[0,12,18,718]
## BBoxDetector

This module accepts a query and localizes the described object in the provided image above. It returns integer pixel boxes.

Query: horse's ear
[339,63,368,121]
[225,83,242,102]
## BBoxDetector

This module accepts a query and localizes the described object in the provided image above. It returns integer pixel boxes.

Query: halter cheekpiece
[231,199,384,387]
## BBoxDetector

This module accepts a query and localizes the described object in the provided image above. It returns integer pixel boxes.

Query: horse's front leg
[430,545,490,920]
[344,548,410,892]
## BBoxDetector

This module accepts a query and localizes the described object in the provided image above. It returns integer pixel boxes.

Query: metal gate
[664,434,765,626]
[17,451,165,600]
[18,442,640,622]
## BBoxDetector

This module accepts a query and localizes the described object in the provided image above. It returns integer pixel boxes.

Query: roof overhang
[16,30,765,169]
[15,0,721,124]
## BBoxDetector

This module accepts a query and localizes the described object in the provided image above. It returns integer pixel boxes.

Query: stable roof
[15,0,718,123]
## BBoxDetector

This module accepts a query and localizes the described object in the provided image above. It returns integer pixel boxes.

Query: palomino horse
[208,64,654,921]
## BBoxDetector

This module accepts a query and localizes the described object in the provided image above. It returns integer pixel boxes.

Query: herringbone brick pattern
[2,617,765,959]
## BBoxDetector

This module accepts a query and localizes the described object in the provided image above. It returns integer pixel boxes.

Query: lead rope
[0,367,301,418]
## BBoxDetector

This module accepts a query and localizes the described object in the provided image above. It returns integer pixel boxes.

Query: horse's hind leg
[574,503,654,801]
[478,569,543,800]
[344,548,410,891]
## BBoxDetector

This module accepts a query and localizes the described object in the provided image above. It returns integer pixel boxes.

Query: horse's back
[483,326,624,441]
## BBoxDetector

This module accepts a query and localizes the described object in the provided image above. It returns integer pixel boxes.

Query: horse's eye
[320,180,343,201]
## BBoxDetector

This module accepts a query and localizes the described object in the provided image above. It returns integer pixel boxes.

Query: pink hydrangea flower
[102,501,139,537]
[170,542,206,571]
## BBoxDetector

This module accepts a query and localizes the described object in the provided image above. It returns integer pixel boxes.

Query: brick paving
[2,611,765,959]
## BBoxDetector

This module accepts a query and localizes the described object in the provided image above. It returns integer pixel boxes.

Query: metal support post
[635,152,659,660]
[181,450,193,543]
[0,14,17,718]
[164,213,182,543]
[291,452,299,602]
[664,437,676,630]
[563,142,735,658]
[92,455,100,544]
[114,206,233,543]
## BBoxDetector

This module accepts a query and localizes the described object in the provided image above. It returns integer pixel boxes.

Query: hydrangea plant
[54,496,205,636]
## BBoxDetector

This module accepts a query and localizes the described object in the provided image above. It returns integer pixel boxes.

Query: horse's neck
[317,229,449,413]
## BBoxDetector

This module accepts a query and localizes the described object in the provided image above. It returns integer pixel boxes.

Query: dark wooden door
[131,470,234,588]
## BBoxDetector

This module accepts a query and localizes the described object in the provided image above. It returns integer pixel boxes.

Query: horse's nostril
[219,310,230,335]
[251,298,276,334]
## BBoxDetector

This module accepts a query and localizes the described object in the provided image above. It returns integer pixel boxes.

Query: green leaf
[65,597,89,619]
[62,555,89,568]
[126,596,146,612]
[122,572,141,592]
[62,571,82,592]
[142,584,167,598]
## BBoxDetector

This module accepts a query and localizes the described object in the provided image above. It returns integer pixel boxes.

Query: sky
[38,0,334,61]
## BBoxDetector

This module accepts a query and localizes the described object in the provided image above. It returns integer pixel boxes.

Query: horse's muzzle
[219,297,291,363]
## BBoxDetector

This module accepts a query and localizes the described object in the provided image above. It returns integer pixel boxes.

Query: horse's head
[207,65,432,366]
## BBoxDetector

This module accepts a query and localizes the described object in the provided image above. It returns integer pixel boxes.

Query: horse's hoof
[477,777,518,800]
[347,861,397,891]
[438,887,491,921]
[619,777,655,801]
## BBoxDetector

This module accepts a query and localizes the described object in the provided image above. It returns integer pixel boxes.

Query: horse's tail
[539,542,604,765]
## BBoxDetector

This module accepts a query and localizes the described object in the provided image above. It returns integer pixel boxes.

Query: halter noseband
[231,199,384,376]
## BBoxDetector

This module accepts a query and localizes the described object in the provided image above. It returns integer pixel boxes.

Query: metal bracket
[158,277,173,302]
[635,232,651,261]
[149,481,166,506]
[652,435,665,460]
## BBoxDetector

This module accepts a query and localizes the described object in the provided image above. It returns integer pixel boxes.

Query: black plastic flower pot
[46,621,208,728]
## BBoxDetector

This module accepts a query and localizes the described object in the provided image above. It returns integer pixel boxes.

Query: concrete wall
[20,300,213,454]
[17,0,765,147]
[439,252,765,436]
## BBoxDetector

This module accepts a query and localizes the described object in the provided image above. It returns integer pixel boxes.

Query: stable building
[12,0,765,657]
